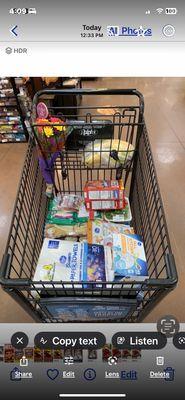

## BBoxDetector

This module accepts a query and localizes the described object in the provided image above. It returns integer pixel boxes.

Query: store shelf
[0,77,30,144]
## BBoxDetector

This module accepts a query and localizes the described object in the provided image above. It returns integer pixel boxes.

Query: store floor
[0,77,185,323]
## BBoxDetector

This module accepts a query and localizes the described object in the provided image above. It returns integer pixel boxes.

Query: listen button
[112,332,167,350]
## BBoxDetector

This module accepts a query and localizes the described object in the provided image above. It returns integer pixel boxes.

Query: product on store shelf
[0,116,20,123]
[113,233,148,281]
[15,134,26,142]
[84,180,126,211]
[0,99,16,106]
[0,109,18,117]
[84,139,135,168]
[87,219,134,247]
[104,197,132,224]
[0,133,26,143]
[0,124,22,133]
[0,77,28,143]
[33,238,112,288]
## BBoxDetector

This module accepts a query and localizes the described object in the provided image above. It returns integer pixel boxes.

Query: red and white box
[84,180,126,211]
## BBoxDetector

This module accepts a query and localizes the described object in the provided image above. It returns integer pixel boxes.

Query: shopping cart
[0,88,178,323]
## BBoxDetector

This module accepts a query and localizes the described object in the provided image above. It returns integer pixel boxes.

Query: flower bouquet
[34,116,70,196]
[35,116,68,158]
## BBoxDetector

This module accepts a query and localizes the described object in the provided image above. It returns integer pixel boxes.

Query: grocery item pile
[33,180,148,287]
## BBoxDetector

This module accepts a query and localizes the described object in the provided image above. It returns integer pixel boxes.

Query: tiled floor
[0,77,185,322]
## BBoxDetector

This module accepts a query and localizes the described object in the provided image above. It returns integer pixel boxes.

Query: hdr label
[13,48,27,53]
[5,47,28,55]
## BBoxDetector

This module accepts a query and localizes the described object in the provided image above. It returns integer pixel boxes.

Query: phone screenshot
[0,1,184,399]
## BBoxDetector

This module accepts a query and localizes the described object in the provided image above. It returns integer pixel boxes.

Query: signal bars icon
[146,8,164,15]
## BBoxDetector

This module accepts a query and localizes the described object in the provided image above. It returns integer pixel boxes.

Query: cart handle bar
[0,253,177,288]
[32,88,144,113]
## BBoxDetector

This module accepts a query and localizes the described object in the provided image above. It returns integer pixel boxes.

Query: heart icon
[47,369,59,380]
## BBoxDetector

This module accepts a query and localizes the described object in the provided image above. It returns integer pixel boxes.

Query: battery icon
[28,8,37,14]
[165,8,178,15]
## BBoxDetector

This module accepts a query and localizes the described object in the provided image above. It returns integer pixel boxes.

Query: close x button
[112,332,167,350]
[11,332,29,349]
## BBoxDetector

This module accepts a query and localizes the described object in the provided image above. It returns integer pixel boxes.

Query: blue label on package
[47,304,133,321]
[41,301,138,321]
[48,240,59,249]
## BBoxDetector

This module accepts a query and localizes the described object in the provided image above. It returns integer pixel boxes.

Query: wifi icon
[156,8,164,14]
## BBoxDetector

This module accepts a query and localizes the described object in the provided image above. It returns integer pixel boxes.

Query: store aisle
[0,77,185,322]
[0,143,33,322]
[0,143,27,256]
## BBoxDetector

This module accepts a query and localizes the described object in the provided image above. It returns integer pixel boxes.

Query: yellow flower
[43,126,54,137]
[55,124,66,132]
[43,264,53,271]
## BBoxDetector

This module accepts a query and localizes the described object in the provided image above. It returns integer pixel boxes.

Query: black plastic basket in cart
[0,89,178,323]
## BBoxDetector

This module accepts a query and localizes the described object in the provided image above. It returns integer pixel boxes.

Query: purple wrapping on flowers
[39,151,60,184]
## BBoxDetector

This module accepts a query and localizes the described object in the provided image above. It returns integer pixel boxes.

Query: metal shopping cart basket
[0,88,178,323]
